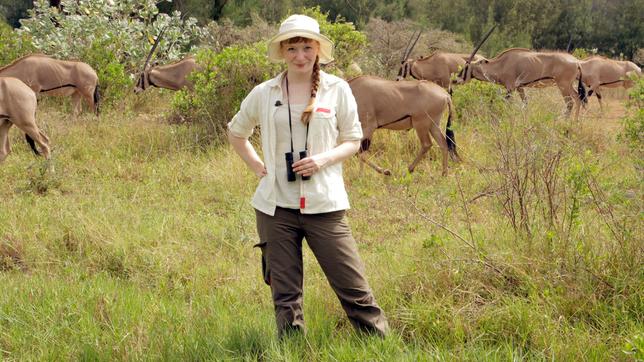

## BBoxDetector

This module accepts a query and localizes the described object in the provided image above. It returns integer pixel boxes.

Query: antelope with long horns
[459,48,587,118]
[395,31,486,91]
[0,54,100,116]
[134,27,198,93]
[0,77,50,162]
[348,75,457,176]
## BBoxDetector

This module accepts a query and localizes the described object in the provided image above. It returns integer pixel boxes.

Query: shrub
[17,0,202,107]
[362,17,472,78]
[451,80,507,124]
[200,14,277,53]
[299,6,367,71]
[619,76,643,163]
[170,43,282,146]
[0,19,35,66]
[572,48,598,60]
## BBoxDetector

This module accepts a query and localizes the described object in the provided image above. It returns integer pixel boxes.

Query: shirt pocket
[308,105,338,154]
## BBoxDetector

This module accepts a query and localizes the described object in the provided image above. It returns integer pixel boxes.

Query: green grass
[0,88,642,360]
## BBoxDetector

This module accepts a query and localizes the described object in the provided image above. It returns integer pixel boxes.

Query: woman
[227,14,388,337]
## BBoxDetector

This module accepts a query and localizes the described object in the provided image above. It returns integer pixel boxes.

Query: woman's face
[280,38,319,77]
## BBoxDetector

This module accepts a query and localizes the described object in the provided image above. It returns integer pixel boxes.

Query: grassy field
[0,87,642,361]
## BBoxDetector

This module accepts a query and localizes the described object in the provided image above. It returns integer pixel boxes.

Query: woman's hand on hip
[253,163,268,178]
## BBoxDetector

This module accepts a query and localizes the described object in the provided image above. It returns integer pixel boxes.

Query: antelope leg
[358,152,391,176]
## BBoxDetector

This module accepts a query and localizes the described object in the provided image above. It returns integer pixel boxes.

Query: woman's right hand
[253,163,268,178]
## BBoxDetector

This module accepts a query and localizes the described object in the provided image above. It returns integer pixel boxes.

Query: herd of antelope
[0,27,641,176]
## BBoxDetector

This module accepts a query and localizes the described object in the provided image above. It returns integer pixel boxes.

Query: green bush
[299,6,367,71]
[170,43,282,145]
[619,76,643,162]
[0,19,35,66]
[77,40,132,109]
[17,0,202,107]
[451,80,507,124]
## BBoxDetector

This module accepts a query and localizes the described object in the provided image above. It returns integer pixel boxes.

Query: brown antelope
[0,54,100,116]
[460,48,586,118]
[395,31,486,91]
[134,56,198,93]
[397,52,486,89]
[348,76,457,176]
[0,77,50,162]
[134,27,198,93]
[579,56,642,110]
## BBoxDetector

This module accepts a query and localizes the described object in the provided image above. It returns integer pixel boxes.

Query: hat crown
[279,15,320,36]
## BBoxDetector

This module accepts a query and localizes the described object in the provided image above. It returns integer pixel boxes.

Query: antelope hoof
[383,169,392,176]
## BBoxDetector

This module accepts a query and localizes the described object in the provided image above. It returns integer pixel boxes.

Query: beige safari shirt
[228,70,363,216]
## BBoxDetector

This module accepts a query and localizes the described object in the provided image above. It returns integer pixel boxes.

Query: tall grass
[0,88,641,360]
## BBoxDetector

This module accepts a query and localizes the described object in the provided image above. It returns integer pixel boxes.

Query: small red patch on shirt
[315,107,331,113]
[300,197,306,209]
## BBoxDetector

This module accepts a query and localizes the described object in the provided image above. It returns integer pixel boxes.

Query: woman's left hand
[293,154,329,177]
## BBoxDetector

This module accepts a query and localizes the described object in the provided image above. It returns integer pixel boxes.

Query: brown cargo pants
[255,207,389,337]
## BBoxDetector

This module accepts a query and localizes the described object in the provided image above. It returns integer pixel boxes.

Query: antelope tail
[577,65,587,104]
[445,98,458,158]
[94,84,101,116]
[25,134,39,155]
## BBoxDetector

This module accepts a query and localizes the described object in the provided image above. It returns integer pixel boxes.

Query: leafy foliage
[299,6,367,69]
[200,14,276,53]
[170,43,282,145]
[18,0,202,72]
[16,0,203,106]
[0,18,34,66]
[619,76,644,160]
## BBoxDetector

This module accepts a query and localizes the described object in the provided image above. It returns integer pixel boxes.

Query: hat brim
[267,30,334,65]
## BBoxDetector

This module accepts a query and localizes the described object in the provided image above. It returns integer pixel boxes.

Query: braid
[301,56,320,125]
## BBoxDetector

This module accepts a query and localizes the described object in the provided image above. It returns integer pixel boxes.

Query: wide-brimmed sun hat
[267,14,334,64]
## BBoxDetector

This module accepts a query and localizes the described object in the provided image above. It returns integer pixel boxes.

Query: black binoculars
[285,150,310,182]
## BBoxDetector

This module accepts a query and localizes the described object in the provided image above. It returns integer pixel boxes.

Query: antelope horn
[406,30,422,59]
[141,26,168,73]
[466,25,496,64]
[400,30,418,62]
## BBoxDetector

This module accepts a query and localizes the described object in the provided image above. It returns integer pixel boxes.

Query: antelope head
[134,27,166,94]
[395,30,421,81]
[457,25,495,84]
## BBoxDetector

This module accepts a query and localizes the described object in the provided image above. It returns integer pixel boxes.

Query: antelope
[396,32,486,90]
[0,77,50,162]
[579,56,641,111]
[397,52,487,89]
[0,54,100,116]
[134,27,198,93]
[348,75,457,176]
[459,48,586,118]
[134,56,198,93]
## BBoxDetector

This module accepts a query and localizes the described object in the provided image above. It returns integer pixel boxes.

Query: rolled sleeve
[335,81,363,143]
[228,86,260,138]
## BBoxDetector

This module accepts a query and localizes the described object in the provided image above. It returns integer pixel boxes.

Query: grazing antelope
[579,56,642,111]
[0,77,50,162]
[397,52,486,89]
[134,56,198,93]
[460,48,586,118]
[134,27,198,93]
[348,76,457,176]
[0,54,100,116]
[395,32,486,90]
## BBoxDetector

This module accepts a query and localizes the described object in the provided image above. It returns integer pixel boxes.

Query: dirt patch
[0,236,28,272]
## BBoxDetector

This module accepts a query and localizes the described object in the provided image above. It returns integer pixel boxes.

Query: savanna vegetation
[0,0,642,360]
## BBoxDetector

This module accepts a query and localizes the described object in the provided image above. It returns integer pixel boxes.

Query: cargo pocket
[253,241,271,286]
